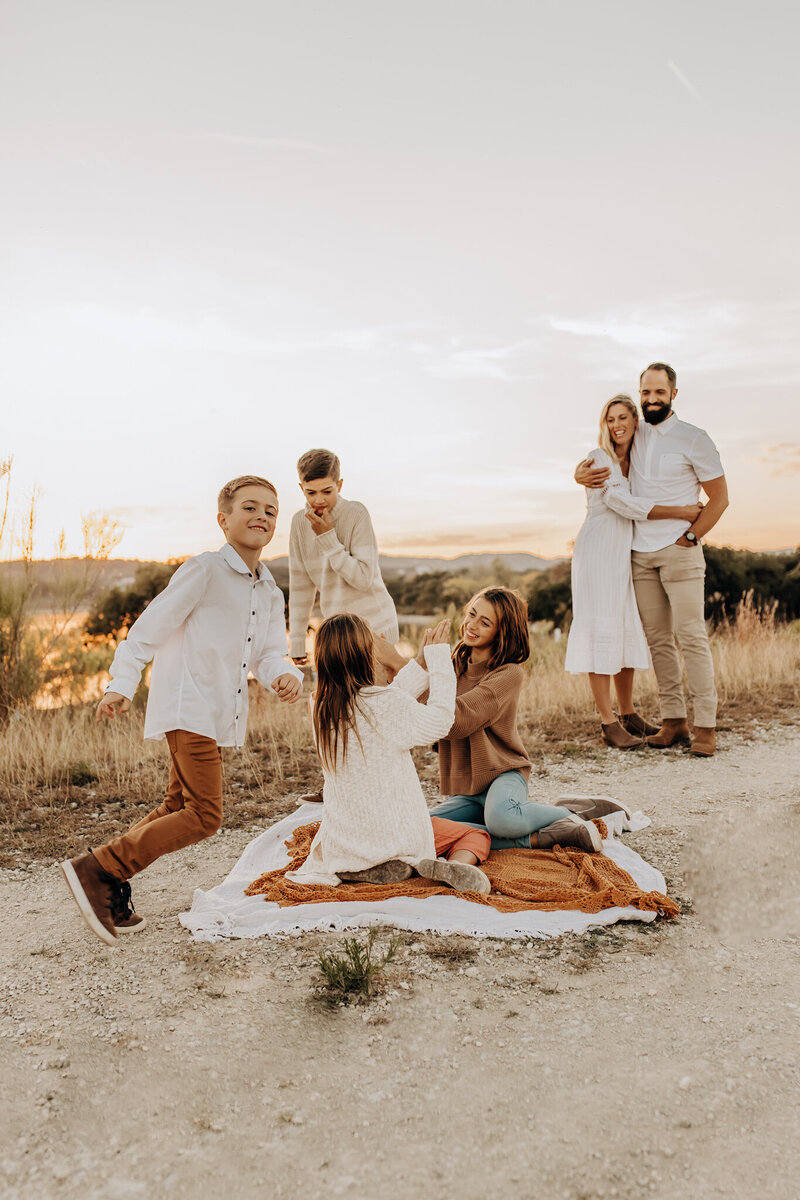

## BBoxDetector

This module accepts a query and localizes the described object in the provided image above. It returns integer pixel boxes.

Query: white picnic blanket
[180,801,664,942]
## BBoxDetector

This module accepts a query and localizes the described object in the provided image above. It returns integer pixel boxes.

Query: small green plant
[314,929,401,1007]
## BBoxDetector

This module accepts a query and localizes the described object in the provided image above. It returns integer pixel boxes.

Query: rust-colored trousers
[93,730,223,883]
[431,816,491,864]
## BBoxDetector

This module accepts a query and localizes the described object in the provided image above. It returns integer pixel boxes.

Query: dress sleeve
[106,557,208,700]
[383,644,455,749]
[590,449,653,521]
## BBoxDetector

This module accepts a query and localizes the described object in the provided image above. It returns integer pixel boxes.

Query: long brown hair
[312,613,375,770]
[452,588,530,677]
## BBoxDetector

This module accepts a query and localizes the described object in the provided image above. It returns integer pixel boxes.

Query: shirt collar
[653,411,678,436]
[218,543,272,584]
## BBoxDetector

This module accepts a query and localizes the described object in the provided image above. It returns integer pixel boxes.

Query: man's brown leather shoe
[690,726,716,757]
[646,718,691,748]
[60,852,119,946]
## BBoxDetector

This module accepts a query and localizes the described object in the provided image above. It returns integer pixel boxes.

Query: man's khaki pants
[93,730,223,882]
[631,543,717,728]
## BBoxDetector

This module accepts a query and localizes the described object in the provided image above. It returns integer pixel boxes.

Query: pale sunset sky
[1,1,798,563]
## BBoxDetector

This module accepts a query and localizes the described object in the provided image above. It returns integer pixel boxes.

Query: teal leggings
[430,770,566,849]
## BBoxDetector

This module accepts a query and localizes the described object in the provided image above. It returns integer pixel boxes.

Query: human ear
[337,479,343,493]
[217,511,227,532]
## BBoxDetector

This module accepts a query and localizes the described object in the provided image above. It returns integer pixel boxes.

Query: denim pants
[430,770,565,849]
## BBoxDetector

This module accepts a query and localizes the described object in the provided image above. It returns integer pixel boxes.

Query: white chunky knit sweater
[288,497,399,658]
[286,644,456,886]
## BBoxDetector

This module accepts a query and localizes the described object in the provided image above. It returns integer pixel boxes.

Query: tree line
[83,546,800,643]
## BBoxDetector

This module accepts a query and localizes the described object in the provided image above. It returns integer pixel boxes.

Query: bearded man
[576,363,729,757]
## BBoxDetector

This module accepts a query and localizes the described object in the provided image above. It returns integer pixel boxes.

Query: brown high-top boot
[646,718,691,748]
[601,720,643,749]
[690,727,716,757]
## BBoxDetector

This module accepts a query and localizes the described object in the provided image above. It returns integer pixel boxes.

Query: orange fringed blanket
[244,821,679,919]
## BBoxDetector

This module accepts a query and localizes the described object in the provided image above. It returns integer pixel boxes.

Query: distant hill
[1,552,563,611]
[267,552,563,577]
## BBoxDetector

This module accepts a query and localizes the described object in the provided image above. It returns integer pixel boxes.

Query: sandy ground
[1,723,799,1200]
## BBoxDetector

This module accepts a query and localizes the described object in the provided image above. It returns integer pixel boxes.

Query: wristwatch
[685,531,698,544]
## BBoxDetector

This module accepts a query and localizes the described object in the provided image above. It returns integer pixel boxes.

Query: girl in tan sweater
[377,588,602,854]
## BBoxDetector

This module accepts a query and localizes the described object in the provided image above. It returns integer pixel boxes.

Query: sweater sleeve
[288,514,317,658]
[106,557,209,700]
[252,589,304,690]
[313,504,379,593]
[384,643,455,749]
[445,665,522,739]
[389,658,430,699]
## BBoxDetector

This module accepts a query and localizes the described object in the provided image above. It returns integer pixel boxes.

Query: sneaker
[60,852,119,946]
[112,880,147,934]
[555,795,633,823]
[415,857,491,895]
[339,860,413,884]
[537,814,602,853]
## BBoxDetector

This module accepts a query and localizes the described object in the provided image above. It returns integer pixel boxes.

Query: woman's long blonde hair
[598,393,638,460]
[312,613,374,770]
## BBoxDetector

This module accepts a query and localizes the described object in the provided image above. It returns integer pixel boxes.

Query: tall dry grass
[1,594,797,864]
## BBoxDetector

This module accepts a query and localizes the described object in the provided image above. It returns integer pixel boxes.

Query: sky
[1,0,799,563]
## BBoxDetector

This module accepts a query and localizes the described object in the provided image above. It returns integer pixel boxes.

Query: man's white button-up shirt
[106,544,302,747]
[630,413,724,553]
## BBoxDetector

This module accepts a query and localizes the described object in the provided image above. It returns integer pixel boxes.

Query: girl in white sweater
[286,614,491,893]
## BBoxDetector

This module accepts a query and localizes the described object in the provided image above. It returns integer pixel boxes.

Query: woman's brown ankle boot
[601,720,643,750]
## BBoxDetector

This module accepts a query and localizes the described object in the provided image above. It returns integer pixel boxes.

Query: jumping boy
[288,448,399,665]
[61,475,303,945]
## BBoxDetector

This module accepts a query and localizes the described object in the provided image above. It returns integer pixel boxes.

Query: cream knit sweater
[288,497,399,658]
[286,644,456,886]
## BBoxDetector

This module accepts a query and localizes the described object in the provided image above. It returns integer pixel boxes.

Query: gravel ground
[1,724,798,1200]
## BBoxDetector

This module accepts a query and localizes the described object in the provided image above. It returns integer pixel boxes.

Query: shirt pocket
[658,451,689,480]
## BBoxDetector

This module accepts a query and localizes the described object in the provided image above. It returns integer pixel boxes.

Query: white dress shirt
[106,544,302,747]
[630,413,724,552]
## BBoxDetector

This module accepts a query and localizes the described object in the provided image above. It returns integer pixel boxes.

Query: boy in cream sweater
[288,448,399,664]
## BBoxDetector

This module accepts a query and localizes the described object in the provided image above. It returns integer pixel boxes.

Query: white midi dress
[564,448,652,675]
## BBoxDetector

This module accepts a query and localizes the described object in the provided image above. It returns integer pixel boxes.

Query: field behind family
[1,547,800,1199]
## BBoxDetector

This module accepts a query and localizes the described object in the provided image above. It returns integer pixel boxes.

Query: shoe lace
[111,879,136,921]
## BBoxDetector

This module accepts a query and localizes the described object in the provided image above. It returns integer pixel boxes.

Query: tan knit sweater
[437,661,531,796]
[288,497,399,658]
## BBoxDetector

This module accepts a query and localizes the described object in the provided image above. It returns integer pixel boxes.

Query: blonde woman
[565,395,702,748]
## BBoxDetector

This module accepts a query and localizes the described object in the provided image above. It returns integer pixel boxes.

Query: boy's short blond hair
[217,475,278,513]
[296,448,341,483]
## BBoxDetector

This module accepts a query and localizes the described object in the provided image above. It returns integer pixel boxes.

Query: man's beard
[642,402,672,426]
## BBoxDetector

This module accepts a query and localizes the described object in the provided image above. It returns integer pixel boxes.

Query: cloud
[203,132,334,155]
[666,59,706,104]
[759,444,800,477]
[428,338,541,382]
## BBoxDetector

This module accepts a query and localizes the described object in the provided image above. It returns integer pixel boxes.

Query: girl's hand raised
[416,619,451,664]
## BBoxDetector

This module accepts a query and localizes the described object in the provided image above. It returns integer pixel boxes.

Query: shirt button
[242,664,246,668]
[247,637,251,642]
[238,688,241,694]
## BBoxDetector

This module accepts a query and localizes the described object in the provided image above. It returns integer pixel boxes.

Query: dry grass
[2,596,797,867]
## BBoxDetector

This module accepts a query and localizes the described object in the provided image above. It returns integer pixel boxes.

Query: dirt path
[1,725,799,1200]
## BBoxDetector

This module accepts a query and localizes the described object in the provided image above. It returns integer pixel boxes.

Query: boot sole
[601,736,643,750]
[416,858,491,895]
[646,736,691,748]
[60,861,118,947]
[689,747,715,757]
[556,794,634,822]
[115,917,147,934]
